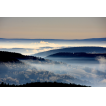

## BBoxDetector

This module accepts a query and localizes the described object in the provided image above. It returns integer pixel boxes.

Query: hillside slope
[47,52,106,58]
[33,47,106,58]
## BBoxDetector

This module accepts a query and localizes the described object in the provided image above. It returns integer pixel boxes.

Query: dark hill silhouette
[0,56,20,63]
[46,52,106,58]
[0,51,44,60]
[0,51,22,63]
[33,47,106,57]
[0,51,50,63]
[0,82,90,87]
[0,37,106,41]
[0,51,66,65]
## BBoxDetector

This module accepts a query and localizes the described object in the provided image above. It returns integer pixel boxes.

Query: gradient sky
[0,17,106,39]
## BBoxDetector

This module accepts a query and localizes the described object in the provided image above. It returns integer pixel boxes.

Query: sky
[0,17,106,39]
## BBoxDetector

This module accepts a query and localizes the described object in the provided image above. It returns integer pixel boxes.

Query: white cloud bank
[96,56,106,72]
[31,41,69,48]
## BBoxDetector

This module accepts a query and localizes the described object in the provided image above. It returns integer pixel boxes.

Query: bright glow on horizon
[0,41,106,49]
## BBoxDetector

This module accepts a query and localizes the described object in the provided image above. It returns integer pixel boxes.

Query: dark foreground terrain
[0,82,91,89]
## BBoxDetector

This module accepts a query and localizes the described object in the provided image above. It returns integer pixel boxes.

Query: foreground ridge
[0,82,91,87]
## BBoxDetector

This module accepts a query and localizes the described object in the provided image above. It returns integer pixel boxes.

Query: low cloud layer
[1,55,106,86]
[1,41,69,49]
[96,56,106,64]
[0,40,70,55]
[0,46,62,55]
[32,47,63,54]
[96,56,106,72]
[0,62,91,86]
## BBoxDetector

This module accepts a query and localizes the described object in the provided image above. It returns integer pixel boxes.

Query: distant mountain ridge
[33,47,106,58]
[46,52,106,58]
[0,37,106,41]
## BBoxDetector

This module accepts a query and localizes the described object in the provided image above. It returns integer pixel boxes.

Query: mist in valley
[0,38,106,87]
[20,56,106,87]
[0,48,106,87]
[0,54,106,86]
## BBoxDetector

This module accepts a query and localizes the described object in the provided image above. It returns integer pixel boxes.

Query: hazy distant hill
[0,37,106,41]
[47,52,106,58]
[33,47,106,58]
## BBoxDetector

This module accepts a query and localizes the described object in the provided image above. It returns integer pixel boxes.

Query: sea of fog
[0,56,106,86]
[0,38,106,86]
[20,56,106,87]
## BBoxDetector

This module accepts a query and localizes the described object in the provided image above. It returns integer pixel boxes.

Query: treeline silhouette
[0,51,66,65]
[0,82,90,87]
[0,51,45,63]
[47,52,106,58]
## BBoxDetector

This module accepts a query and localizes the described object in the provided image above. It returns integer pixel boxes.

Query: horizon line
[0,37,106,40]
[0,46,106,49]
